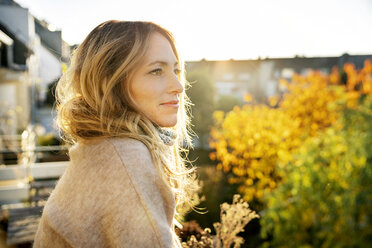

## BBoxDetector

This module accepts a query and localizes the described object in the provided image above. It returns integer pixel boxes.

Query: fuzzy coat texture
[33,137,182,248]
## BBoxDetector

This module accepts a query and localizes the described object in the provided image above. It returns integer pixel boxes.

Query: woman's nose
[169,74,184,94]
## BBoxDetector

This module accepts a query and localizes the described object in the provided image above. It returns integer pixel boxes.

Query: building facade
[186,54,372,103]
[0,0,70,135]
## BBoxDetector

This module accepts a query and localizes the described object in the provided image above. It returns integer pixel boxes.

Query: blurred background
[0,0,371,247]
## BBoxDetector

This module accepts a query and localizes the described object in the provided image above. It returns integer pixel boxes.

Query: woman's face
[130,32,183,127]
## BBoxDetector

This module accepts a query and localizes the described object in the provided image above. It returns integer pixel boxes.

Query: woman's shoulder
[107,137,156,174]
[47,137,155,209]
[69,136,151,161]
[63,137,154,187]
[108,136,151,157]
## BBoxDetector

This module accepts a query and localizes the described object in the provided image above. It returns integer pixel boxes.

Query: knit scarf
[156,127,177,146]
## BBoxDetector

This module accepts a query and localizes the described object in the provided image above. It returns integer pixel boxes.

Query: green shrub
[260,98,372,247]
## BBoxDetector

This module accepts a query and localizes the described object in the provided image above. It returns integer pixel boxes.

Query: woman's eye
[150,68,162,75]
[149,68,181,76]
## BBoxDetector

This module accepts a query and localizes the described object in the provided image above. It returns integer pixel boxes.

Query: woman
[34,20,199,247]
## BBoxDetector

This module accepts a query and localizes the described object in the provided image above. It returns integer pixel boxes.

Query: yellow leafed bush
[210,59,372,206]
[210,106,301,204]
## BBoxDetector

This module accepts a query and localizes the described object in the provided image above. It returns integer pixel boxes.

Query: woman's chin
[155,117,177,128]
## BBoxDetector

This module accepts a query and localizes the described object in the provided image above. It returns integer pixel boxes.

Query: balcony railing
[0,134,69,165]
[0,133,70,205]
[0,161,69,205]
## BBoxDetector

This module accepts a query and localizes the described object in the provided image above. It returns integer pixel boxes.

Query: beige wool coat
[33,137,182,248]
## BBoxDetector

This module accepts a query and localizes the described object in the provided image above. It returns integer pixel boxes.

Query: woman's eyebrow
[147,60,178,67]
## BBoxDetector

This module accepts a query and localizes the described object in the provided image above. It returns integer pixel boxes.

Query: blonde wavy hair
[56,20,200,216]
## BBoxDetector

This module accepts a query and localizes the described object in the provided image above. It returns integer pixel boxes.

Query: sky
[14,0,372,61]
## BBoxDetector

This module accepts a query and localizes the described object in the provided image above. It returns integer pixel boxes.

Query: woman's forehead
[143,32,178,65]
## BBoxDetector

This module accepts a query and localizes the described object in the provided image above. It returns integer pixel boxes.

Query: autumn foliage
[209,59,372,206]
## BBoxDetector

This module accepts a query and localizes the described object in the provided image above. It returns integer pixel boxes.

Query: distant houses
[0,0,70,135]
[185,54,372,103]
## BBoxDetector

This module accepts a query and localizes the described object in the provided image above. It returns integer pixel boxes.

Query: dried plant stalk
[213,194,259,248]
[181,228,214,248]
[182,194,259,248]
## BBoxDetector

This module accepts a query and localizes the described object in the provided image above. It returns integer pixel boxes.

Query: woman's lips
[161,100,179,108]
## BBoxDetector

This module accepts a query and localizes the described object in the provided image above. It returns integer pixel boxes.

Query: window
[281,68,294,78]
[238,73,250,81]
[223,73,234,81]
